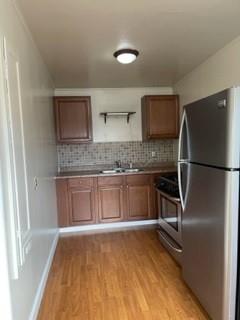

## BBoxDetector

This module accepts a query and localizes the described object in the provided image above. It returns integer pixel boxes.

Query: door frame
[0,35,13,320]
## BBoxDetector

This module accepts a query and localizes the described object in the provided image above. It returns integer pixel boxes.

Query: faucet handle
[115,160,121,168]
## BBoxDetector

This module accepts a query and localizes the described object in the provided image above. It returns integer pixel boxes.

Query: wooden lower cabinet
[56,173,162,227]
[98,176,124,222]
[98,186,124,222]
[152,174,161,219]
[56,177,97,227]
[69,187,96,225]
[56,178,69,227]
[126,175,152,220]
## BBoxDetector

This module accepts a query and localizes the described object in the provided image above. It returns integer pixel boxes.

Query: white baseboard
[60,219,158,234]
[29,231,59,320]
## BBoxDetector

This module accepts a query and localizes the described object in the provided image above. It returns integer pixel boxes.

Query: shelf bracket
[103,113,107,124]
[100,112,136,124]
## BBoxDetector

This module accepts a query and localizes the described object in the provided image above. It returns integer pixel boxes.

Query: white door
[0,38,31,278]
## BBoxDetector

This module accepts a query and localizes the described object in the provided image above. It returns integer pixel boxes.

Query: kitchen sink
[100,168,142,174]
[100,169,120,174]
[124,168,142,173]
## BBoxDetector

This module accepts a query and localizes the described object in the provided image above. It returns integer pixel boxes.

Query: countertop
[56,162,177,179]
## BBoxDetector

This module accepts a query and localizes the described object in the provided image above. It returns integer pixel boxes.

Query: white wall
[0,1,58,320]
[0,168,12,320]
[55,87,173,142]
[174,36,240,106]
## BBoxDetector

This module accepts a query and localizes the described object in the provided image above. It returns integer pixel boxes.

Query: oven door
[157,190,182,245]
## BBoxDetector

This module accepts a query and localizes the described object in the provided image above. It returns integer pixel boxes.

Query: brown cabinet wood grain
[68,178,97,226]
[54,96,92,143]
[98,186,124,222]
[98,176,123,186]
[55,172,173,227]
[142,95,179,140]
[126,174,152,220]
[56,179,69,227]
[98,176,124,222]
[68,187,96,225]
[152,174,163,219]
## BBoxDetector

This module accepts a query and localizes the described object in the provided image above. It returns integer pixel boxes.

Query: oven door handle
[157,229,182,253]
[156,189,180,203]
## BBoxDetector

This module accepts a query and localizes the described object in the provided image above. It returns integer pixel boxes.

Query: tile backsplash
[58,140,178,169]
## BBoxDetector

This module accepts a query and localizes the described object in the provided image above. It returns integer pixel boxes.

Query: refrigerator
[178,87,240,320]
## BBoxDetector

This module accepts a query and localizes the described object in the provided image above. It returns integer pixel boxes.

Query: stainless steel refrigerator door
[182,163,239,320]
[183,87,240,169]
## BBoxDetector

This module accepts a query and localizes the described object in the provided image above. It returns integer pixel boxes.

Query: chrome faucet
[115,160,122,168]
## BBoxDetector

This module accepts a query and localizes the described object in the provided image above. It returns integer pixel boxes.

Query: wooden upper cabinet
[142,95,179,140]
[54,96,93,143]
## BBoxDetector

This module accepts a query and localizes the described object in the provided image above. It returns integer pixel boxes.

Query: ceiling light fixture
[113,49,139,64]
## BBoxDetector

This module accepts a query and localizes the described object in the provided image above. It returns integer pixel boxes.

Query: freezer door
[185,87,240,168]
[182,163,239,320]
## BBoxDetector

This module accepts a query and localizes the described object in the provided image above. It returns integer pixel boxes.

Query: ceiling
[16,0,240,88]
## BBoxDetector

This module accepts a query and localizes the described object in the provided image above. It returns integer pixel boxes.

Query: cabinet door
[98,186,124,222]
[142,95,179,140]
[151,174,158,219]
[56,179,69,227]
[69,187,96,225]
[126,175,152,220]
[54,96,92,143]
[127,185,151,220]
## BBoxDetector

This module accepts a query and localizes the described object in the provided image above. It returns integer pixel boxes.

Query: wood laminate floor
[37,228,210,320]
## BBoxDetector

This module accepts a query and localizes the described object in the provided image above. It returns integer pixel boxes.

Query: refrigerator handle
[178,110,189,162]
[178,161,189,211]
[178,162,184,210]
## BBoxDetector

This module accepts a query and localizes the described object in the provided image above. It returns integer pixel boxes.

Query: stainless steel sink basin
[100,169,119,174]
[100,168,142,174]
[124,168,142,173]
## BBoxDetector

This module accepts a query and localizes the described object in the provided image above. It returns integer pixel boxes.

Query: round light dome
[113,49,139,64]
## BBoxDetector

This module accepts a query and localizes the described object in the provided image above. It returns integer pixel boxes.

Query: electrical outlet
[151,151,156,157]
[24,240,32,256]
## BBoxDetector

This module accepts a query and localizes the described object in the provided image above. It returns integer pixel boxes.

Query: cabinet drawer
[126,174,151,185]
[68,177,94,188]
[98,176,123,186]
